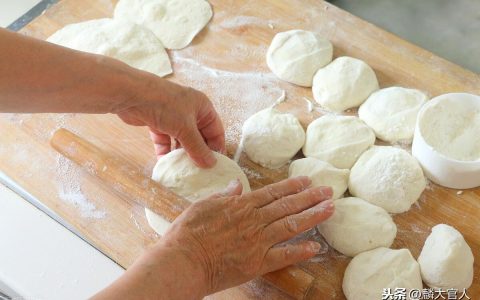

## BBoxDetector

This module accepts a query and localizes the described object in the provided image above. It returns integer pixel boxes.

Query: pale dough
[266,30,333,87]
[359,87,428,142]
[242,107,305,169]
[312,56,379,112]
[349,146,426,213]
[146,149,251,235]
[343,247,423,300]
[418,224,474,290]
[288,158,349,200]
[419,93,480,161]
[317,197,397,257]
[47,18,172,77]
[114,0,213,50]
[303,115,375,169]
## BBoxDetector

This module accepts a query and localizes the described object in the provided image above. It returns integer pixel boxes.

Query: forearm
[92,243,208,300]
[0,28,146,114]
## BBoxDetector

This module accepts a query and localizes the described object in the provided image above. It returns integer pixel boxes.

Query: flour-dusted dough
[114,0,213,50]
[418,94,480,161]
[242,107,305,169]
[288,158,349,200]
[47,18,172,77]
[349,146,426,213]
[317,197,397,257]
[266,30,333,87]
[343,247,423,300]
[303,115,375,169]
[359,87,428,142]
[418,224,474,290]
[312,56,379,112]
[146,149,251,235]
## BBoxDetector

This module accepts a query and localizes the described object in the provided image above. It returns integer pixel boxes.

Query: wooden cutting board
[1,0,479,298]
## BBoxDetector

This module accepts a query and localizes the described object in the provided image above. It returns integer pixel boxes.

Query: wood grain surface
[1,0,479,298]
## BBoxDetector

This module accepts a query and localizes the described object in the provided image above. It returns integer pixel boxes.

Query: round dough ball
[303,115,375,169]
[114,0,213,50]
[359,87,428,142]
[146,149,251,235]
[418,224,474,290]
[47,18,172,77]
[317,197,397,257]
[288,158,349,200]
[266,30,333,87]
[242,107,305,169]
[349,146,426,213]
[343,247,423,300]
[312,56,379,112]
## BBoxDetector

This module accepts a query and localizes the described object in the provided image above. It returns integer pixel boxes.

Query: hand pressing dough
[146,149,251,235]
[359,87,428,143]
[343,247,423,300]
[266,30,333,87]
[418,224,474,290]
[349,146,426,213]
[288,158,349,200]
[317,197,397,257]
[114,0,213,50]
[47,18,172,77]
[303,115,375,169]
[312,56,379,112]
[242,107,305,169]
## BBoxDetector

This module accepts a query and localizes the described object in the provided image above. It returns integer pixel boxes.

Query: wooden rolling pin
[50,128,324,299]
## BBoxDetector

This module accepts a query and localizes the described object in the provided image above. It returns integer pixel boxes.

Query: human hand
[158,176,334,297]
[116,77,225,168]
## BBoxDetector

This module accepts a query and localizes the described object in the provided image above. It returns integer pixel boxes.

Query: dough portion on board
[349,146,426,213]
[317,197,397,257]
[312,56,379,112]
[359,87,428,143]
[242,107,305,169]
[114,0,213,50]
[343,247,423,300]
[266,30,333,87]
[418,224,474,290]
[288,158,349,200]
[303,115,375,169]
[47,18,172,77]
[146,149,251,235]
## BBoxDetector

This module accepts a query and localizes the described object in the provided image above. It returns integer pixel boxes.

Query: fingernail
[309,241,321,253]
[203,153,217,167]
[296,176,312,189]
[310,187,326,199]
[319,200,334,212]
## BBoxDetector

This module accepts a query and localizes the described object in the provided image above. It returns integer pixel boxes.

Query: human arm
[92,177,334,299]
[0,28,224,167]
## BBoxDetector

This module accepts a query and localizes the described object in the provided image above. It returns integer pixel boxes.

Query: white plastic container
[412,93,480,189]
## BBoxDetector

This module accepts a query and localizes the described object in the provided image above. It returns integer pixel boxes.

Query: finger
[248,177,312,207]
[198,110,226,154]
[177,125,217,168]
[209,180,243,199]
[259,186,332,224]
[260,241,321,274]
[149,130,172,156]
[264,200,334,245]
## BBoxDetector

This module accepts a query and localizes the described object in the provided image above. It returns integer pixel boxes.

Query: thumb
[178,126,217,168]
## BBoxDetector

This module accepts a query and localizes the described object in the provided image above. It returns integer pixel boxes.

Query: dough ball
[288,158,349,200]
[242,108,305,169]
[418,224,474,290]
[343,247,423,300]
[266,30,333,87]
[146,149,251,235]
[312,56,379,112]
[359,87,428,142]
[349,146,426,213]
[114,0,212,50]
[317,197,397,257]
[47,18,172,77]
[303,115,375,169]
